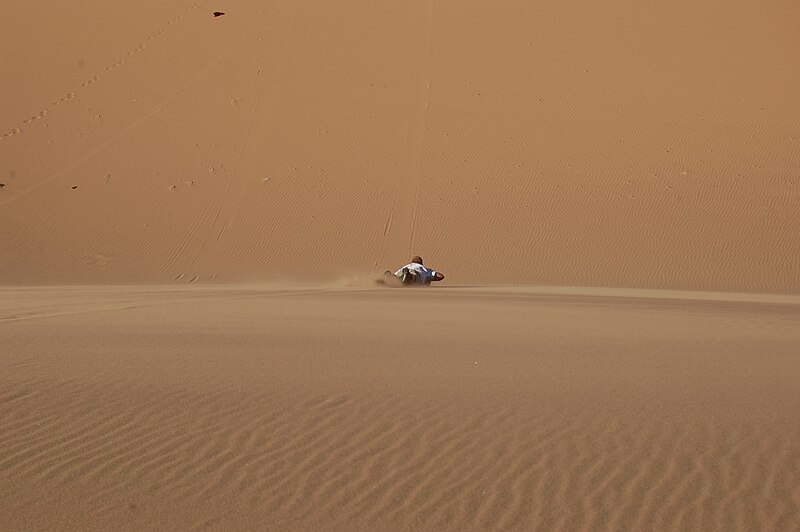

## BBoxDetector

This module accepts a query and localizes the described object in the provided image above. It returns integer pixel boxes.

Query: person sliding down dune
[385,255,445,286]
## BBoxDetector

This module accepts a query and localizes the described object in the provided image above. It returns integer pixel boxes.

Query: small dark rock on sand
[213,12,225,17]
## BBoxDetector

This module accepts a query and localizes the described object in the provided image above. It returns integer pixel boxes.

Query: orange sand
[1,0,798,290]
[2,0,800,530]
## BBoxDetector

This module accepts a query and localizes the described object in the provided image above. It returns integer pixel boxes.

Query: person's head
[411,255,423,265]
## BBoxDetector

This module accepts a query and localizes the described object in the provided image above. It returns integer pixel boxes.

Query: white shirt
[395,262,439,284]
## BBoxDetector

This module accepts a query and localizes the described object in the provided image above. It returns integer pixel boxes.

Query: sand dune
[3,0,800,530]
[1,0,799,289]
[2,286,800,530]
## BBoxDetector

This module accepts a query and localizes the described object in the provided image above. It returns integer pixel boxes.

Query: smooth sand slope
[2,285,800,530]
[1,0,799,290]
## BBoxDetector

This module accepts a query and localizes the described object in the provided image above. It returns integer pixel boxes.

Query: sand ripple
[2,378,799,531]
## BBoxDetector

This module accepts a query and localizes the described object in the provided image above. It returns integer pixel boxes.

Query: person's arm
[432,271,445,282]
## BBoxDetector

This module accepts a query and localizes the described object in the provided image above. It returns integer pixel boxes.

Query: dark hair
[411,255,423,265]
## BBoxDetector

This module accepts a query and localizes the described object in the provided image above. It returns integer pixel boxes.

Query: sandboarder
[384,255,445,286]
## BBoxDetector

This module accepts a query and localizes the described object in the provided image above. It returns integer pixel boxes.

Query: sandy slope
[1,0,799,290]
[2,285,800,530]
[2,1,800,530]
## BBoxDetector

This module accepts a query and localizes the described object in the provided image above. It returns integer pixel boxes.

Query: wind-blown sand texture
[2,286,800,531]
[1,0,799,289]
[3,0,800,530]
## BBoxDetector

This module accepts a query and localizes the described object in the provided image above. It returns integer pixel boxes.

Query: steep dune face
[1,0,799,290]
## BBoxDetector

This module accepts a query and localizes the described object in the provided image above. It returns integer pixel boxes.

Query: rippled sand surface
[2,285,799,530]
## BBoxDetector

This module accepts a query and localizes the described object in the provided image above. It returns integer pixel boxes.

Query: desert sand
[1,0,799,289]
[2,286,800,531]
[2,0,800,530]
